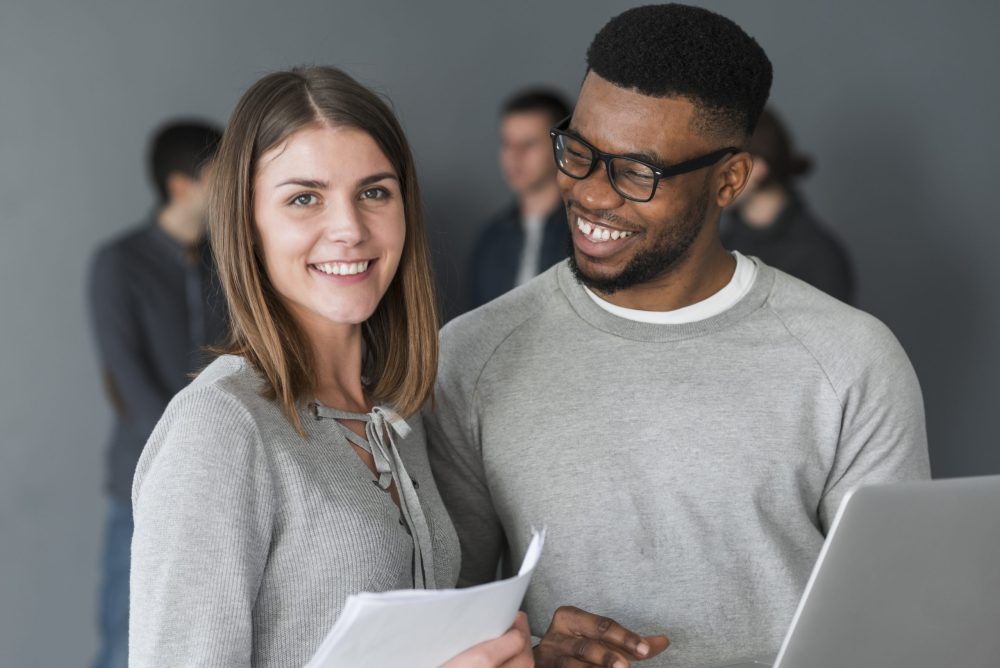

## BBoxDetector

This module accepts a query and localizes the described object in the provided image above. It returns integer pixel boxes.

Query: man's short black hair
[586,3,772,140]
[501,88,571,126]
[148,120,223,204]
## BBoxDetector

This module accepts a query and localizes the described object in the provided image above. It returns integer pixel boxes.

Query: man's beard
[568,191,709,296]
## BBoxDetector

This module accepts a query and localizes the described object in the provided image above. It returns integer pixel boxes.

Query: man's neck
[519,182,562,219]
[739,187,788,229]
[156,204,204,247]
[593,242,736,312]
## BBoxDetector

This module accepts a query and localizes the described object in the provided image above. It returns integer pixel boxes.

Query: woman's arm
[129,386,275,667]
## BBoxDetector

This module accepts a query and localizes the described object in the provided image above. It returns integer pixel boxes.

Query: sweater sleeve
[129,386,275,667]
[424,333,507,587]
[817,325,930,532]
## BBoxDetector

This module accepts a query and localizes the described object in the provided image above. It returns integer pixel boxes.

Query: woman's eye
[360,187,389,200]
[290,193,318,206]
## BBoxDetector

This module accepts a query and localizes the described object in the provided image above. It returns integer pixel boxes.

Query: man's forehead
[572,72,701,156]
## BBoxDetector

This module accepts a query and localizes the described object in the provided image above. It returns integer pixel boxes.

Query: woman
[128,66,532,667]
[721,107,855,303]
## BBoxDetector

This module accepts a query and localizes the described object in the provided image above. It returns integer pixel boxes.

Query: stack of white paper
[304,528,546,668]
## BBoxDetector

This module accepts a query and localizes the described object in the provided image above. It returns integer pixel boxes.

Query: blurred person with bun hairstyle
[722,108,855,303]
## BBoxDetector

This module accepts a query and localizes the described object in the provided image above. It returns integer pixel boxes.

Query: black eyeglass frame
[549,116,741,203]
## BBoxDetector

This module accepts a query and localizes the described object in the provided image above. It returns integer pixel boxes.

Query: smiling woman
[127,66,533,668]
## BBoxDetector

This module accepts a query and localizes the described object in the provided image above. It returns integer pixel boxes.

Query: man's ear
[165,171,196,205]
[715,152,758,207]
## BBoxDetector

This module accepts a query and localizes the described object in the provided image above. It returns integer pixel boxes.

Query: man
[87,120,228,668]
[426,5,929,668]
[722,108,855,303]
[468,89,572,309]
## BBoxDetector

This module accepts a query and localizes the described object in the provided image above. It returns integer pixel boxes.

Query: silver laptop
[715,475,1000,668]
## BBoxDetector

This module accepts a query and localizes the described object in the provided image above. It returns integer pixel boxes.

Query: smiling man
[426,4,929,668]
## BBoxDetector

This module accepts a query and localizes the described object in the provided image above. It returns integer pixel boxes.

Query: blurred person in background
[86,120,228,668]
[468,89,572,309]
[721,108,855,303]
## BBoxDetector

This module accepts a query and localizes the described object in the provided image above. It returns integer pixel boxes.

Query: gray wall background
[1,0,996,664]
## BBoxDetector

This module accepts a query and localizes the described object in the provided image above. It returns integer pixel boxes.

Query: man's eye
[625,170,654,182]
[361,187,389,200]
[290,193,318,206]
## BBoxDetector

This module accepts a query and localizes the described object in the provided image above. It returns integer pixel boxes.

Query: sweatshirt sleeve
[818,324,931,531]
[129,386,275,667]
[424,329,507,587]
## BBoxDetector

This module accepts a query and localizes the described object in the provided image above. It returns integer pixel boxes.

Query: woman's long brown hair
[209,66,438,434]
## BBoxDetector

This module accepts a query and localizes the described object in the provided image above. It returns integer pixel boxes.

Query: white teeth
[576,217,633,243]
[314,260,370,276]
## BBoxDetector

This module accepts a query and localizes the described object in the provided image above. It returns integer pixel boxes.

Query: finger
[512,611,531,637]
[497,624,534,668]
[541,633,634,668]
[442,625,525,667]
[558,608,649,659]
[639,634,670,659]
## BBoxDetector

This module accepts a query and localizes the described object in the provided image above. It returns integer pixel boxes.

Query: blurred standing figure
[469,89,571,309]
[722,108,855,303]
[86,120,227,668]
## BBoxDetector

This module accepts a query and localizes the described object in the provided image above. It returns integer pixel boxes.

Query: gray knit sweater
[129,355,460,667]
[426,259,929,668]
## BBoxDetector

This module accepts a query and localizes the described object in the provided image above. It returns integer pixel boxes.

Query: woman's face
[253,124,405,335]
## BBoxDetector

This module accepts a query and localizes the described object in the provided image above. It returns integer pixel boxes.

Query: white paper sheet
[304,528,546,668]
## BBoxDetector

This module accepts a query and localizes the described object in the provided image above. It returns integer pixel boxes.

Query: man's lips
[571,214,641,258]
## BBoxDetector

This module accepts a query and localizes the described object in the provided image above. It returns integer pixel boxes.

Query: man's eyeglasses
[549,116,740,203]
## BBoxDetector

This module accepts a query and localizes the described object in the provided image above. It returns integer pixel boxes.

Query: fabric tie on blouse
[309,402,436,589]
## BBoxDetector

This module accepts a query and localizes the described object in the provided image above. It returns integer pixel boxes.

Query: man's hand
[534,606,669,667]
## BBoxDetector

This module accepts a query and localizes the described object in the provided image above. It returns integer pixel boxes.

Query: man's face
[500,111,559,196]
[561,72,727,295]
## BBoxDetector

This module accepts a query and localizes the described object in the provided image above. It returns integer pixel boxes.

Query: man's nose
[571,161,626,212]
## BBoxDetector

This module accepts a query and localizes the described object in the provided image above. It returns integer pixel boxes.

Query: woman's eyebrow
[357,172,399,187]
[275,178,328,189]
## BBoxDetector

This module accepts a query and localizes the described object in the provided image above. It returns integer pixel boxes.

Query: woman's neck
[304,319,369,412]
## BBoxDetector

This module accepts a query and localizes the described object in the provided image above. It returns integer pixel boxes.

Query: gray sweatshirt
[425,259,929,668]
[129,355,460,667]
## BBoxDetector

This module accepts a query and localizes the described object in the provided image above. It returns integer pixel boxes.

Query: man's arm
[819,324,930,531]
[424,357,506,587]
[88,245,173,436]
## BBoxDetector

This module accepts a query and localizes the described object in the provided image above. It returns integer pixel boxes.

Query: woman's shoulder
[132,355,284,503]
[178,354,284,420]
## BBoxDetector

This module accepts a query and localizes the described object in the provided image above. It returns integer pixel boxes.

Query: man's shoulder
[441,265,563,369]
[763,266,910,389]
[475,203,519,239]
[91,221,156,270]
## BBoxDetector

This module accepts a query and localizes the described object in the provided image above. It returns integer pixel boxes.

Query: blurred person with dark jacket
[721,108,855,303]
[469,89,572,309]
[86,120,228,668]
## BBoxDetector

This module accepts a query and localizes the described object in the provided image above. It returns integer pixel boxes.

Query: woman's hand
[441,611,534,667]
